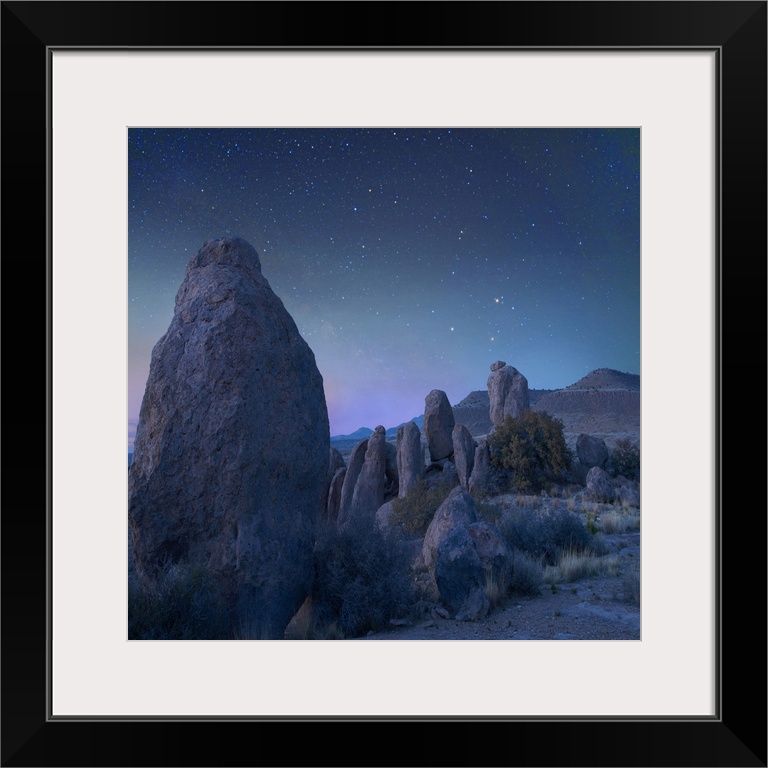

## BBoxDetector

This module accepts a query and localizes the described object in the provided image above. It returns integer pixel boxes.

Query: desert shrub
[389,476,453,536]
[128,562,232,640]
[555,548,620,582]
[508,550,544,596]
[599,509,641,534]
[623,565,641,605]
[311,517,416,638]
[487,412,571,493]
[497,507,594,565]
[474,499,505,526]
[611,438,640,481]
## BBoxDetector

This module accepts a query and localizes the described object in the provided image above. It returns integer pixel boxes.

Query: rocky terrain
[129,237,640,643]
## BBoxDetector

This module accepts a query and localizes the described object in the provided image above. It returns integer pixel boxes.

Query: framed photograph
[7,1,765,765]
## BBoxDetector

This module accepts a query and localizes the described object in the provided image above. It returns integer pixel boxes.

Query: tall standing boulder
[337,438,369,524]
[468,439,491,497]
[128,237,330,639]
[452,423,477,489]
[487,361,530,426]
[424,389,455,461]
[396,421,423,497]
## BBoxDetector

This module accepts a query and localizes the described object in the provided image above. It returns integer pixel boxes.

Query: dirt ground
[355,530,640,641]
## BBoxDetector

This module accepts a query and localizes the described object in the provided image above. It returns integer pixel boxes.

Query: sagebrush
[311,517,416,638]
[487,411,571,492]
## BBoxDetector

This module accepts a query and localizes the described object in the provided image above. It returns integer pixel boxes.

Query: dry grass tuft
[555,548,620,582]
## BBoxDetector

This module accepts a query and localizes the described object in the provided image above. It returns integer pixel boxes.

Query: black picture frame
[5,1,765,765]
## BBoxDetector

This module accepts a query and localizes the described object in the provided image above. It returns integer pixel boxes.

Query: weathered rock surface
[466,521,513,584]
[487,361,530,426]
[329,448,346,478]
[585,465,616,503]
[468,439,491,496]
[423,389,455,461]
[128,236,330,639]
[396,421,424,498]
[434,526,490,621]
[576,433,609,469]
[326,467,346,523]
[384,441,399,497]
[615,483,640,508]
[452,424,477,489]
[340,427,388,526]
[337,438,369,523]
[423,485,478,576]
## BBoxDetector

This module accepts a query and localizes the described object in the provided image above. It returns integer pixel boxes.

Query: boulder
[466,521,513,588]
[326,467,346,524]
[337,438,369,523]
[329,447,346,477]
[396,421,423,498]
[487,361,530,426]
[468,439,491,496]
[434,526,490,621]
[128,236,330,639]
[342,426,388,526]
[585,465,616,503]
[576,434,609,469]
[452,423,477,489]
[423,485,478,577]
[423,389,455,461]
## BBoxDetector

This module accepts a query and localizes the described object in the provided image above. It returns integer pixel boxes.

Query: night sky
[128,128,639,449]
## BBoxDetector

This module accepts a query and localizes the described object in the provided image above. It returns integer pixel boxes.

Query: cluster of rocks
[128,238,640,637]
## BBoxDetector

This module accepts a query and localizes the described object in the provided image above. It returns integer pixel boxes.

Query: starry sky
[128,128,639,449]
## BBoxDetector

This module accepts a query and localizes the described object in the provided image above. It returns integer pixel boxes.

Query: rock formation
[468,439,491,497]
[423,389,455,461]
[585,465,616,503]
[452,423,477,489]
[128,236,330,639]
[326,467,346,523]
[487,361,530,426]
[423,485,478,576]
[396,421,423,497]
[337,438,369,523]
[576,433,609,469]
[338,427,393,526]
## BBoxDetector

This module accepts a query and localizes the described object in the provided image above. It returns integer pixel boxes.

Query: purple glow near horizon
[129,128,639,450]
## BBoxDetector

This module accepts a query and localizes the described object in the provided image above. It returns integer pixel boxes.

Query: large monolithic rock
[424,389,455,461]
[396,421,423,498]
[487,361,530,426]
[128,237,330,639]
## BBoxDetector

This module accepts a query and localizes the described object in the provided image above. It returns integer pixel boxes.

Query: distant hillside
[452,388,557,438]
[565,368,640,392]
[330,427,374,442]
[326,368,640,457]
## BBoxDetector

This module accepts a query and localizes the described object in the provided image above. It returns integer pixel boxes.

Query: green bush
[487,411,571,493]
[389,476,453,536]
[311,517,416,638]
[611,438,640,480]
[128,562,232,640]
